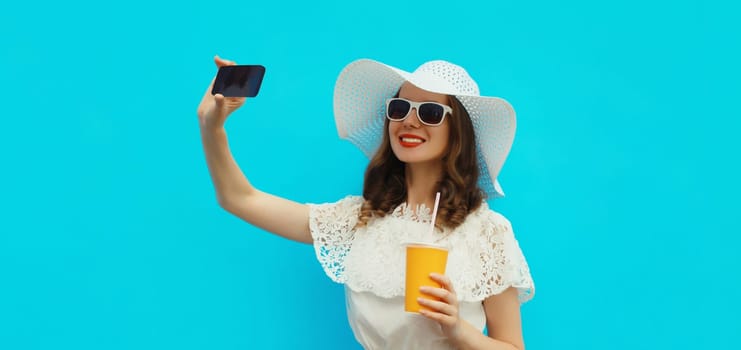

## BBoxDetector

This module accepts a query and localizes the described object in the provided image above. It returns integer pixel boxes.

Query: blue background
[1,0,739,349]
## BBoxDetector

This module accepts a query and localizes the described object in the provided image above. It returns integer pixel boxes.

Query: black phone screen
[211,65,266,97]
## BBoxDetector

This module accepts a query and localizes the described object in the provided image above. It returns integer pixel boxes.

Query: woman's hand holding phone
[197,56,246,130]
[195,55,312,245]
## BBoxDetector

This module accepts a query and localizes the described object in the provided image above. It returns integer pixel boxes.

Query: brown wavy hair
[357,95,484,229]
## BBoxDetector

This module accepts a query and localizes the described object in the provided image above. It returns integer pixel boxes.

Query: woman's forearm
[199,125,256,208]
[454,320,522,350]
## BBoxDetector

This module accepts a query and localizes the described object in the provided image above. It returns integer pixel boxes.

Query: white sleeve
[481,211,535,303]
[307,195,364,283]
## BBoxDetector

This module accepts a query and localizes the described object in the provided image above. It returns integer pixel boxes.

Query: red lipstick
[399,134,426,148]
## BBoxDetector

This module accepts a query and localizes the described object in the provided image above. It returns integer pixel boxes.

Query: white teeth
[401,137,423,143]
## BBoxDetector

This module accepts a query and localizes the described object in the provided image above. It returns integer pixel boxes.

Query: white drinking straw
[428,192,441,236]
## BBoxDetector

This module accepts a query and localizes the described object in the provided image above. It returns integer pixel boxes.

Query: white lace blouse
[308,196,534,350]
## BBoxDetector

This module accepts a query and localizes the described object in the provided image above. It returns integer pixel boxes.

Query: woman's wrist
[450,319,497,350]
[199,117,226,134]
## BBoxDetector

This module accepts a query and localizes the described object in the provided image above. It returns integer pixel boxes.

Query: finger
[419,286,454,303]
[419,309,457,326]
[214,55,237,68]
[223,97,246,112]
[417,297,456,316]
[214,93,225,108]
[430,273,456,294]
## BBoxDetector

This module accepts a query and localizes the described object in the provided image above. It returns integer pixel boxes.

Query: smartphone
[211,65,266,97]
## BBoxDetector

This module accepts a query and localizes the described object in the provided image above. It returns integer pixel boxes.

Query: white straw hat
[333,59,516,198]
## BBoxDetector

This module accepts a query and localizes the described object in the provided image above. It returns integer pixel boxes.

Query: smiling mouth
[400,137,424,144]
[399,135,426,147]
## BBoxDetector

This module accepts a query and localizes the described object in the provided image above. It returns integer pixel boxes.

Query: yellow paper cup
[404,243,449,313]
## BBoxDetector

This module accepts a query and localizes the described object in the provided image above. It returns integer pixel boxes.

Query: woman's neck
[404,161,443,210]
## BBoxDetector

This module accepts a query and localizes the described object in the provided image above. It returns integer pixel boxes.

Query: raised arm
[196,56,312,244]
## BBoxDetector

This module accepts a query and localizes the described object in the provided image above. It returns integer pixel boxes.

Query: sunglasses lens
[387,99,410,120]
[418,103,445,125]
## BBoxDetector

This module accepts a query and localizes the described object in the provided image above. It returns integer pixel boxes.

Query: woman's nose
[402,108,421,127]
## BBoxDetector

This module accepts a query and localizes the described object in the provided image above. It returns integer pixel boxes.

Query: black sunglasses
[385,98,452,126]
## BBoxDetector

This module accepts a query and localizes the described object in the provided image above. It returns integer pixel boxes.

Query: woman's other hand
[418,273,464,343]
[197,55,246,130]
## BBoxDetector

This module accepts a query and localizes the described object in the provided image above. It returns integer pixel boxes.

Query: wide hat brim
[333,59,516,198]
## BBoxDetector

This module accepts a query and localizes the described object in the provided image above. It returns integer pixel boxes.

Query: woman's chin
[391,143,445,165]
[394,153,438,165]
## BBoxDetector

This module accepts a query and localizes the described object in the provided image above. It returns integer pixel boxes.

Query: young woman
[197,56,534,350]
